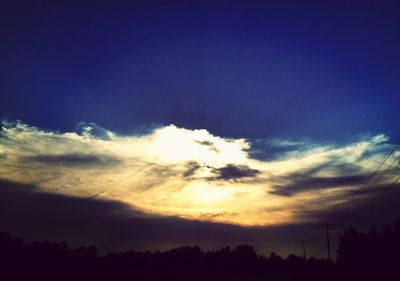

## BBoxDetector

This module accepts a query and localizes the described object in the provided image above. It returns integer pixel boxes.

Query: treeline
[337,220,400,280]
[1,221,400,281]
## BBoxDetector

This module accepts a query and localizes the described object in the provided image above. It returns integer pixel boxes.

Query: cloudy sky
[1,0,400,257]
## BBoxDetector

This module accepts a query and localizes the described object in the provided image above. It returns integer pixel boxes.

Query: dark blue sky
[1,0,399,141]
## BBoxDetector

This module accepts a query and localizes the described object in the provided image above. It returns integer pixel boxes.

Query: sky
[1,0,400,258]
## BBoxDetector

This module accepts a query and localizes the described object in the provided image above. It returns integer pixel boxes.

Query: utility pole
[300,241,307,260]
[321,221,334,261]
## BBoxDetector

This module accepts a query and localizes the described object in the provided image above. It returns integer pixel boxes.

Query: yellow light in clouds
[0,121,394,227]
[151,125,249,166]
[182,182,233,204]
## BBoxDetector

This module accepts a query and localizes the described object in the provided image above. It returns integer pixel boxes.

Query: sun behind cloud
[0,121,397,226]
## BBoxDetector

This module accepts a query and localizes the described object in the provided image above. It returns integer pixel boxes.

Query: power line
[351,175,400,219]
[329,152,400,223]
[355,153,400,199]
[374,176,400,198]
[341,142,400,211]
[315,142,400,261]
[330,151,400,227]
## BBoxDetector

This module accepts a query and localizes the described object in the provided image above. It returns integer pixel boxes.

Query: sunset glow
[1,121,397,227]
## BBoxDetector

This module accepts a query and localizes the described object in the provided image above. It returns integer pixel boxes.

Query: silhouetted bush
[3,221,400,281]
[336,220,400,280]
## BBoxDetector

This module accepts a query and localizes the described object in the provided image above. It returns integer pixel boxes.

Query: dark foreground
[1,221,400,281]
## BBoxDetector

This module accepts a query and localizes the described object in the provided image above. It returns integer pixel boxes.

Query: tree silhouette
[2,221,400,281]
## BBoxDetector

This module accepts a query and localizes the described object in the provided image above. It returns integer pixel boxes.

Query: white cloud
[0,121,398,226]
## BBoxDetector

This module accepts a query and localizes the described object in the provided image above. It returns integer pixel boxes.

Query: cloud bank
[0,121,398,226]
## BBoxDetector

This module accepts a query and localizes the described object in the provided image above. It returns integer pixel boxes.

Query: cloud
[270,175,367,197]
[182,162,201,177]
[246,138,316,161]
[0,179,330,257]
[210,164,260,180]
[23,153,121,167]
[195,140,220,153]
[0,120,398,227]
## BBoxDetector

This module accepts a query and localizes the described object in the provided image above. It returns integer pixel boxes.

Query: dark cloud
[196,140,214,146]
[292,180,400,229]
[301,162,361,177]
[1,178,399,259]
[246,139,313,161]
[343,180,400,198]
[270,175,366,197]
[195,140,219,152]
[145,164,180,178]
[269,160,365,197]
[0,179,323,257]
[210,164,260,181]
[22,153,121,167]
[183,161,201,177]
